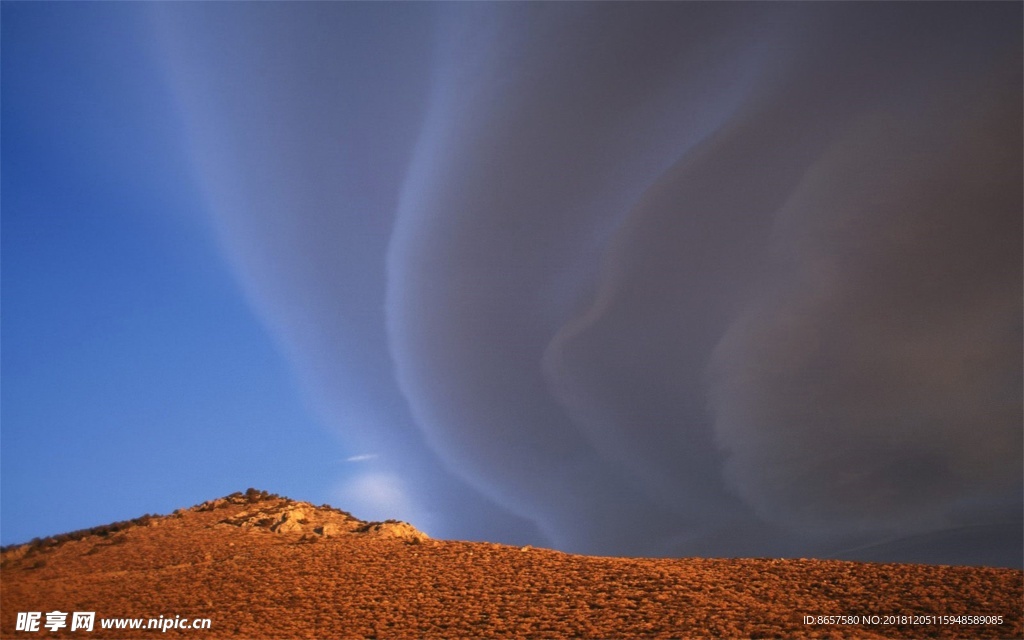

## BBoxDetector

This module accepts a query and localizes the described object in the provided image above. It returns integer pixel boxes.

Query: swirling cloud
[156,2,1022,565]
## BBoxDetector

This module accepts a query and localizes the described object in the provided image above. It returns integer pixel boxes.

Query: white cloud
[331,473,427,531]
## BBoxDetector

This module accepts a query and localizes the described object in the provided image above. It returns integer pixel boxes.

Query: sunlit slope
[3,491,1020,639]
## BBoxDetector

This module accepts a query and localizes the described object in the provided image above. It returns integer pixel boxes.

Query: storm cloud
[155,3,1022,565]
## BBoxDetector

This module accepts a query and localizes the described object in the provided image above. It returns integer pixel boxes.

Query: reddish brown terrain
[2,490,1021,639]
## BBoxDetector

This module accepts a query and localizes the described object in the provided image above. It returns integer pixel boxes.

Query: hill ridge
[2,489,1021,638]
[1,488,428,559]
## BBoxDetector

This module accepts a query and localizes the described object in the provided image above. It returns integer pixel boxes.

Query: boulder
[270,507,309,534]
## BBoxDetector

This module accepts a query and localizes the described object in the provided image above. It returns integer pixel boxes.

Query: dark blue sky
[3,2,1021,567]
[2,4,348,544]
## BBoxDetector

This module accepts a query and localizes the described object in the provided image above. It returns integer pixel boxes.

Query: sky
[2,2,1021,568]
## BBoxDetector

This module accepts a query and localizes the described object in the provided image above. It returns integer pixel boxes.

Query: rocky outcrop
[355,520,429,544]
[217,500,360,538]
[269,507,308,534]
[211,493,428,543]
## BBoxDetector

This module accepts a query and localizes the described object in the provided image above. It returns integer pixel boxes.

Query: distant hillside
[2,490,1021,639]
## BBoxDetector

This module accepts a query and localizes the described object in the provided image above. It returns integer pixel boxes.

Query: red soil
[2,491,1021,639]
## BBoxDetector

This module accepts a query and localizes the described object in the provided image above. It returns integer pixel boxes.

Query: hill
[2,489,1021,638]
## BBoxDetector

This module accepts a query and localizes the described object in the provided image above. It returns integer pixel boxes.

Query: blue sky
[3,2,1020,567]
[2,3,347,545]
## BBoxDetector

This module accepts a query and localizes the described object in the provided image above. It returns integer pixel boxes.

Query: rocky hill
[2,490,1021,638]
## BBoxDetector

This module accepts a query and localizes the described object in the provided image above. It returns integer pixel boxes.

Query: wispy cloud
[344,454,378,463]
